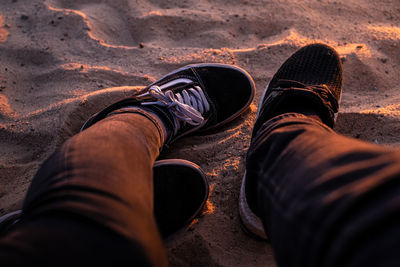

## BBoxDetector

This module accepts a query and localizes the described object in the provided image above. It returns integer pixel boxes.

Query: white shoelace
[140,80,210,133]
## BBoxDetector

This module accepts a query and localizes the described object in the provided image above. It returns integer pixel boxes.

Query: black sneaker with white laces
[81,63,255,145]
[239,43,343,240]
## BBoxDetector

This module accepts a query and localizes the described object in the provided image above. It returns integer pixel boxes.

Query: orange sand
[1,0,400,266]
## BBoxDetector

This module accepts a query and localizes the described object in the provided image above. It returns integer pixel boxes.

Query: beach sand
[1,0,400,266]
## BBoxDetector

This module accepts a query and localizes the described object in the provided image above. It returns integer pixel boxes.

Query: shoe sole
[0,160,208,239]
[238,80,270,241]
[239,171,268,240]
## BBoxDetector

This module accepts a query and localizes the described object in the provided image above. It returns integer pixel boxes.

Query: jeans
[2,110,400,266]
[246,113,400,267]
[0,112,168,266]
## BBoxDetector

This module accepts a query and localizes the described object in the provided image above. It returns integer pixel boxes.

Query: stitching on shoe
[191,67,217,124]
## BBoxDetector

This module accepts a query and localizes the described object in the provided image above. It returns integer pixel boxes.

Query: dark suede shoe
[153,159,208,238]
[81,63,255,146]
[0,159,208,239]
[239,43,343,240]
[253,43,342,135]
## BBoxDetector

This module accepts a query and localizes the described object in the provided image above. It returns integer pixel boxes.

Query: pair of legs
[0,63,254,266]
[1,45,400,266]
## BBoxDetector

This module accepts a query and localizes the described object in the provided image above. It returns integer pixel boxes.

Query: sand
[1,0,400,266]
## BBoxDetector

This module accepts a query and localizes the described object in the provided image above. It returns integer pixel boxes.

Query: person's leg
[241,44,400,266]
[248,113,400,267]
[1,112,168,266]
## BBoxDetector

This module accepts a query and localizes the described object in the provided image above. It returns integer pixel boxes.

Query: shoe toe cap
[194,64,255,126]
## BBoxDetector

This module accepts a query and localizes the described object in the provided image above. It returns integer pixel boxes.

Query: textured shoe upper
[254,43,343,134]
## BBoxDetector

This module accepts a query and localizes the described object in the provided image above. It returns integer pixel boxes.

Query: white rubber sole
[239,173,268,240]
[238,83,270,240]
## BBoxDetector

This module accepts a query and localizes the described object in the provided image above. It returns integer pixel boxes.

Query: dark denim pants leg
[0,113,168,266]
[246,113,400,267]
